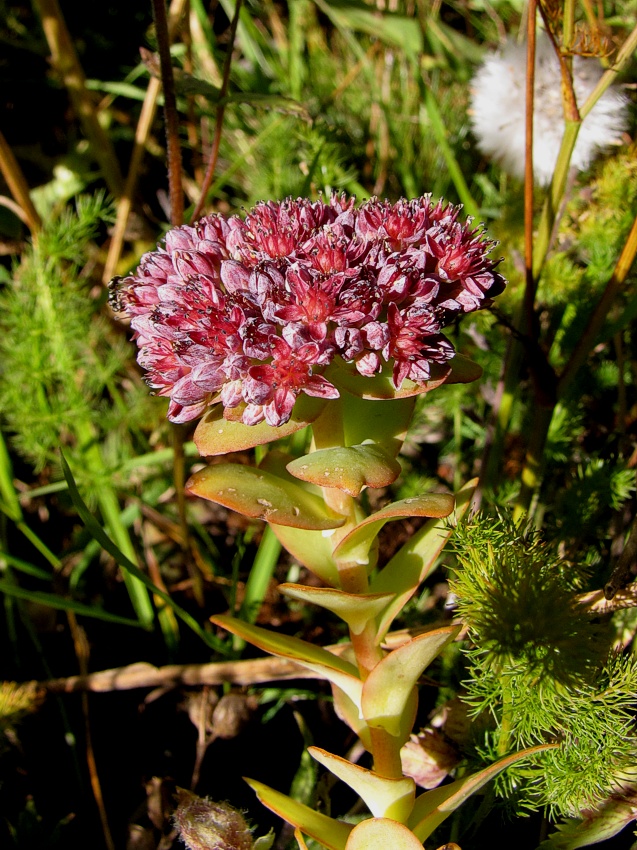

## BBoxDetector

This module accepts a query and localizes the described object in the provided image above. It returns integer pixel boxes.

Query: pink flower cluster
[112,195,505,426]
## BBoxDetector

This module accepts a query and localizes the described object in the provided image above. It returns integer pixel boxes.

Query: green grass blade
[421,88,479,218]
[0,550,52,580]
[0,579,143,627]
[239,524,282,625]
[60,452,230,654]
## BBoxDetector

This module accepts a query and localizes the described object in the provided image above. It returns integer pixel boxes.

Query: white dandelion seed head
[469,33,629,186]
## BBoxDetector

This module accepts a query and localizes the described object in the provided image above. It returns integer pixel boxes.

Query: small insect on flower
[107,275,125,312]
[470,33,629,186]
[113,195,506,426]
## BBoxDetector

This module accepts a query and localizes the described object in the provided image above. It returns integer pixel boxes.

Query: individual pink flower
[112,194,505,427]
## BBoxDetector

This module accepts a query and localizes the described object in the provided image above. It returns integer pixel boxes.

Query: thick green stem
[369,725,404,779]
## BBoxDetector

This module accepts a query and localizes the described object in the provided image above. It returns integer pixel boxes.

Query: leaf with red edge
[210,614,363,709]
[245,778,352,850]
[371,479,476,641]
[538,787,637,849]
[332,494,455,568]
[194,396,328,456]
[340,394,416,458]
[308,747,416,821]
[269,524,341,586]
[279,584,394,635]
[286,444,401,496]
[361,625,460,737]
[408,743,559,841]
[186,463,345,530]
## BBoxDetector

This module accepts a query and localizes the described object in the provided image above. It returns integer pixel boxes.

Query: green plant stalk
[497,677,514,757]
[310,400,402,778]
[239,524,282,625]
[562,0,576,53]
[33,0,123,197]
[0,430,23,523]
[532,120,581,280]
[422,89,479,219]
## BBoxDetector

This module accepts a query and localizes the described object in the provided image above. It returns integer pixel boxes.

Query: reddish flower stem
[151,0,184,226]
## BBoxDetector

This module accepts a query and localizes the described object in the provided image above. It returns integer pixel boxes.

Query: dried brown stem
[0,130,42,233]
[191,0,243,222]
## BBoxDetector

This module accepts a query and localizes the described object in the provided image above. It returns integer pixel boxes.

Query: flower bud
[173,790,254,850]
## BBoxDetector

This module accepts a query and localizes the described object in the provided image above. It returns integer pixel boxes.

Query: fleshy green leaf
[331,683,372,750]
[210,614,363,708]
[344,817,425,850]
[361,625,460,737]
[340,394,416,459]
[286,443,402,496]
[332,494,455,568]
[371,479,476,641]
[309,747,416,822]
[186,463,345,530]
[245,778,353,850]
[269,524,341,586]
[193,396,328,456]
[408,744,559,841]
[279,584,394,635]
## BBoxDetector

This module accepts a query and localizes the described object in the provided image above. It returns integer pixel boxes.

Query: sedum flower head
[112,195,505,427]
[470,34,628,186]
